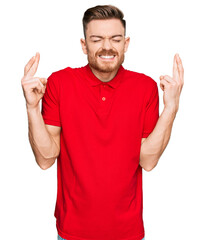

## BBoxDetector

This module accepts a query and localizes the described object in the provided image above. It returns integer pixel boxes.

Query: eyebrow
[90,34,123,39]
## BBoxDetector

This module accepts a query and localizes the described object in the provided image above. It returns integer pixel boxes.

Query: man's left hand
[159,53,184,113]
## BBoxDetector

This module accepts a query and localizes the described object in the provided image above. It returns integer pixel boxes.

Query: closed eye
[93,40,101,42]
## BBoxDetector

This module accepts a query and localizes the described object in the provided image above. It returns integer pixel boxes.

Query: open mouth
[98,55,116,60]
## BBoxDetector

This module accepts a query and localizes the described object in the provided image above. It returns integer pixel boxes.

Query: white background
[0,0,204,239]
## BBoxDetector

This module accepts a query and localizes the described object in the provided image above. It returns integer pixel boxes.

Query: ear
[124,37,130,53]
[80,38,88,55]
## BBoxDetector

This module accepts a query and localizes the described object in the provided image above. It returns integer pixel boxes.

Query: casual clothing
[58,234,65,240]
[58,235,145,240]
[42,64,159,240]
[58,234,145,240]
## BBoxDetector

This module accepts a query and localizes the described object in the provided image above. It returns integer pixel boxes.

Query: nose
[102,38,112,50]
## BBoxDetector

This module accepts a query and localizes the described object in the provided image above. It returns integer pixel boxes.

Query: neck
[89,65,120,82]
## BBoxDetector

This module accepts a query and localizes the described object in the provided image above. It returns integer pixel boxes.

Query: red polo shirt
[41,64,159,240]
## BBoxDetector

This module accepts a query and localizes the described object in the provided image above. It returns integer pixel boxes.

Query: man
[21,5,184,240]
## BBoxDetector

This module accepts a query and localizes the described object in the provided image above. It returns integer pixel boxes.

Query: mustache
[96,49,118,56]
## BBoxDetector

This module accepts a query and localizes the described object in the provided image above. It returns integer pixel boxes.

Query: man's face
[81,19,130,73]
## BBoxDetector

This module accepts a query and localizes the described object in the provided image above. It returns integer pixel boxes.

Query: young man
[21,5,184,240]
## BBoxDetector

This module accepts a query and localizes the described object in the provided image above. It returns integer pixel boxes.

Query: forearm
[140,108,177,171]
[27,105,59,167]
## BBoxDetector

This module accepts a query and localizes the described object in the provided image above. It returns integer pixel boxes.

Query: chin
[97,64,118,73]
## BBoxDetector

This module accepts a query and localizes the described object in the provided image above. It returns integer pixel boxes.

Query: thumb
[40,77,47,85]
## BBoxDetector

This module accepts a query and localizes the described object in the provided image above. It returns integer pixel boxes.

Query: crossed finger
[173,54,184,83]
[24,52,40,78]
[176,54,184,84]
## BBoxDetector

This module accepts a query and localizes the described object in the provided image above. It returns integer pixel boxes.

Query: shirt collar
[84,63,124,89]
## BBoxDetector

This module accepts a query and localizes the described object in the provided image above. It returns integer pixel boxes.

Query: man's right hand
[21,52,47,110]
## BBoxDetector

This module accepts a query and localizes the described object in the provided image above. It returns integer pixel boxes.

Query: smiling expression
[81,19,130,73]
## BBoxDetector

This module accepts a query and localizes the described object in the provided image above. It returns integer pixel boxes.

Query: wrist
[162,107,177,120]
[164,105,178,115]
[26,103,40,113]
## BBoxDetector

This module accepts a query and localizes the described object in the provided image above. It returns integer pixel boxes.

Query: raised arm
[140,53,184,171]
[21,52,61,170]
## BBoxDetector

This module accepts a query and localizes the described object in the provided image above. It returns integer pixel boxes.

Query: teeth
[99,55,115,59]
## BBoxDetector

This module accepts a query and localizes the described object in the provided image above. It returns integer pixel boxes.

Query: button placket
[97,82,114,117]
[102,96,106,101]
[100,83,109,103]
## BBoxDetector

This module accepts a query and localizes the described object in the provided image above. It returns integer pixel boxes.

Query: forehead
[86,19,125,37]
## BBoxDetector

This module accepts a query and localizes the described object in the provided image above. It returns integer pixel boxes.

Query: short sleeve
[41,73,61,127]
[142,81,159,138]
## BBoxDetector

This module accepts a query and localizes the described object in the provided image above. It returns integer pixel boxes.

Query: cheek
[116,47,125,56]
[87,43,101,54]
[88,48,99,57]
[112,43,125,53]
